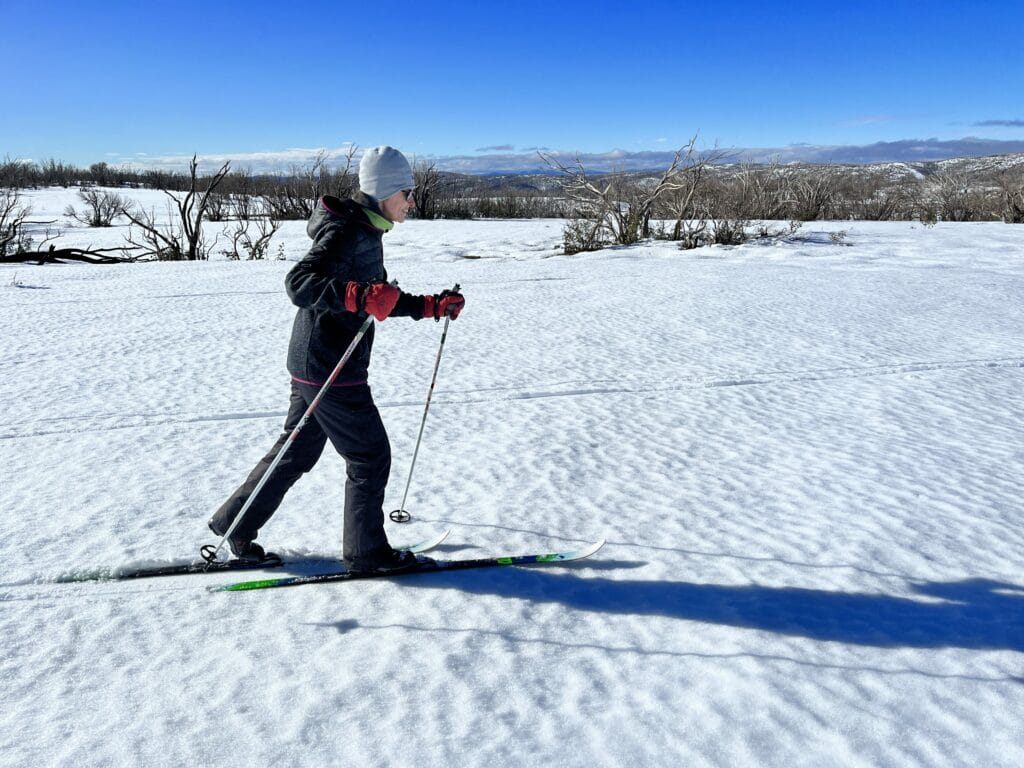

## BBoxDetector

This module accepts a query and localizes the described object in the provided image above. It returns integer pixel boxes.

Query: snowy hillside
[1,192,1023,767]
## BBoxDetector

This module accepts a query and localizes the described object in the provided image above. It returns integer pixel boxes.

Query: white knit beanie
[358,146,414,202]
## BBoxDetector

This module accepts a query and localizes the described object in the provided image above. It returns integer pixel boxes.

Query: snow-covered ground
[2,189,1023,767]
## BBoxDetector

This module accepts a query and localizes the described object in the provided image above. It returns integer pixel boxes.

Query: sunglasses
[401,188,416,202]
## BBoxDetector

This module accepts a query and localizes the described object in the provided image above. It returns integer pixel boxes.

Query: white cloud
[106,145,358,172]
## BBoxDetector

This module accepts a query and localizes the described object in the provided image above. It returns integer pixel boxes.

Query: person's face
[380,187,415,223]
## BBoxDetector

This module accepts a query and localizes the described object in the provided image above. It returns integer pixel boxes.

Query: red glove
[423,289,465,321]
[344,281,401,321]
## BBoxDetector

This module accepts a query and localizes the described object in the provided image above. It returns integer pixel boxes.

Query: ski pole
[202,315,375,566]
[390,284,460,523]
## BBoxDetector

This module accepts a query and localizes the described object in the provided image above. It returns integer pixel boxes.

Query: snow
[2,190,1023,767]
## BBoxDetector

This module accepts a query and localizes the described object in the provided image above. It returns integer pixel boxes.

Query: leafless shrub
[221,200,281,260]
[918,204,939,227]
[753,220,803,241]
[671,217,712,250]
[64,188,131,227]
[835,171,917,220]
[477,192,553,218]
[203,193,231,222]
[434,199,476,219]
[925,171,997,222]
[562,212,609,255]
[705,161,789,221]
[709,217,750,246]
[787,166,839,220]
[122,155,231,260]
[221,218,281,261]
[929,171,971,222]
[696,175,752,245]
[430,175,477,219]
[694,172,802,245]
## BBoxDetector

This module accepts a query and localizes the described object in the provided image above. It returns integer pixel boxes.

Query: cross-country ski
[54,529,451,582]
[212,539,606,592]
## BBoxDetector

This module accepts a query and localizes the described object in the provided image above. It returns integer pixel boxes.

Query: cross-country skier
[207,146,465,573]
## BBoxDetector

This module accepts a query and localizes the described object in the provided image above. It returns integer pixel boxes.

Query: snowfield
[1,189,1023,767]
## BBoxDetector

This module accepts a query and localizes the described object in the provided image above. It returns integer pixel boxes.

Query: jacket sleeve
[285,221,353,313]
[285,257,350,313]
[286,251,428,319]
[391,291,428,320]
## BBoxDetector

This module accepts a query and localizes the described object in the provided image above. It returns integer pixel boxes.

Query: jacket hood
[306,193,392,240]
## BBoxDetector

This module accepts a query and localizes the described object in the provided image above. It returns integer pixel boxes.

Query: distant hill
[433,152,1024,197]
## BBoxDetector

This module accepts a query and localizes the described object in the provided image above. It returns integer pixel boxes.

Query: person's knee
[348,444,391,484]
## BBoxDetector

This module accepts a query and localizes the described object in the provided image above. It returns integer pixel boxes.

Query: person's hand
[423,288,465,321]
[344,281,401,321]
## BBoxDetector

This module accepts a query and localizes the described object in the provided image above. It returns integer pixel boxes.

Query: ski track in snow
[2,202,1024,768]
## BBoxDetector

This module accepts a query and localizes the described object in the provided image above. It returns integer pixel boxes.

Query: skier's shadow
[404,568,1024,652]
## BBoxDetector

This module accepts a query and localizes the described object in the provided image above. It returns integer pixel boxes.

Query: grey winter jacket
[285,193,425,384]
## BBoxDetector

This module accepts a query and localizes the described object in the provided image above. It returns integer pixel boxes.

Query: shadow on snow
[402,568,1024,652]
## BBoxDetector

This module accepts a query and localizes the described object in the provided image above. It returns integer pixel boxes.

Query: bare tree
[412,159,442,219]
[998,171,1024,223]
[122,155,231,260]
[226,168,259,221]
[38,158,76,187]
[320,146,359,200]
[658,140,724,244]
[89,162,113,187]
[542,139,710,250]
[0,157,33,189]
[1,187,33,257]
[266,147,358,220]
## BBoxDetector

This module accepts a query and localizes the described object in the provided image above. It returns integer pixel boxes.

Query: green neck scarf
[362,206,393,232]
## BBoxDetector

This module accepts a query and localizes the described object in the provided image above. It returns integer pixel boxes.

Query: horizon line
[9,136,1024,176]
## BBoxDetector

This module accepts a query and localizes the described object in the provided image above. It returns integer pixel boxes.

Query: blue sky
[3,0,1023,172]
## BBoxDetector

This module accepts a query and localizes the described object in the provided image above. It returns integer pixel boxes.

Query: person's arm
[340,283,465,321]
[285,221,464,321]
[284,222,353,313]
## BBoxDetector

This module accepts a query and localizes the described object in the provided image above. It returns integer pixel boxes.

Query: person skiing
[207,146,465,573]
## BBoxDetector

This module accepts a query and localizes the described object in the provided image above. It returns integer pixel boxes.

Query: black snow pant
[210,381,392,561]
